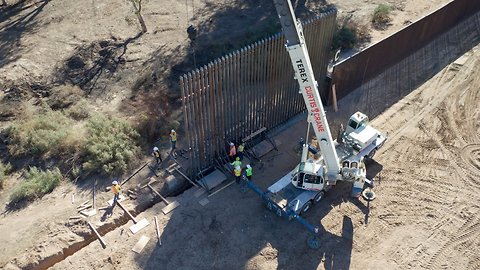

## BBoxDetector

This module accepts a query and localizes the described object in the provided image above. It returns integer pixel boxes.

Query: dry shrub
[7,108,74,157]
[65,99,91,120]
[0,161,12,189]
[372,4,393,29]
[82,114,140,174]
[9,167,62,204]
[47,84,85,110]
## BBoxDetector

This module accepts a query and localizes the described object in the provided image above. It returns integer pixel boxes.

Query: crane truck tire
[301,200,313,214]
[307,235,321,249]
[313,191,325,204]
[362,188,376,201]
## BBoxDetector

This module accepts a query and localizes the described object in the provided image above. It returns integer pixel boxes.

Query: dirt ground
[1,0,471,269]
[48,43,480,270]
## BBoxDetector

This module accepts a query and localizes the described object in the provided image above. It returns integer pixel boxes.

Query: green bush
[10,167,62,203]
[332,25,357,50]
[372,4,392,27]
[7,109,73,156]
[83,114,140,174]
[0,161,12,189]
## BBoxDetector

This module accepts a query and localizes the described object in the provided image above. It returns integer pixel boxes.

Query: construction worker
[245,164,253,181]
[233,166,242,184]
[169,129,177,157]
[237,142,245,160]
[152,147,162,164]
[111,180,121,203]
[228,142,236,162]
[231,156,242,168]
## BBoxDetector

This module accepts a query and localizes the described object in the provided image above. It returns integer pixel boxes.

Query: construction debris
[77,204,92,212]
[77,200,90,208]
[132,235,150,254]
[147,183,180,214]
[117,201,150,234]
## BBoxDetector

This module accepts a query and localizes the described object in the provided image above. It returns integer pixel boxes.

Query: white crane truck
[241,0,386,248]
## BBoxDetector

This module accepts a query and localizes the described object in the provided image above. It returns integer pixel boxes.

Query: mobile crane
[240,1,386,248]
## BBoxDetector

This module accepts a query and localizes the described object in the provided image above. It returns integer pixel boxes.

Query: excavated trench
[26,176,192,270]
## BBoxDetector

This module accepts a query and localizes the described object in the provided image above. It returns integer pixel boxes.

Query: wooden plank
[77,200,89,208]
[154,216,162,246]
[198,197,209,206]
[132,235,150,253]
[77,204,92,212]
[80,208,97,217]
[87,222,106,248]
[117,201,137,223]
[161,200,180,215]
[130,218,150,234]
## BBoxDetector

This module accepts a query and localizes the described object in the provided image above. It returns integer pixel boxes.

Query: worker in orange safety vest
[228,142,236,162]
[111,180,121,203]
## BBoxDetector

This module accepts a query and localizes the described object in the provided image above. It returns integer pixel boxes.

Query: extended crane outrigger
[240,1,387,248]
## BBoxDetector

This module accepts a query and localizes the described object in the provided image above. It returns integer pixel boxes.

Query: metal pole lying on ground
[117,201,137,223]
[87,222,106,248]
[154,216,162,246]
[174,168,200,188]
[120,162,149,186]
[147,184,170,204]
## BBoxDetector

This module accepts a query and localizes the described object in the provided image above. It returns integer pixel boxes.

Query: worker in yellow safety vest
[234,166,242,184]
[152,147,162,164]
[237,142,245,160]
[231,156,241,168]
[111,180,121,203]
[245,164,253,181]
[169,129,177,157]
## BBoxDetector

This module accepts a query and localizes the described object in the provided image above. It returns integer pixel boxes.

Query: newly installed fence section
[331,0,480,101]
[180,11,336,177]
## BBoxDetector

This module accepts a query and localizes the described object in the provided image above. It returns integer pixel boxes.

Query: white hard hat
[246,164,251,168]
[235,166,240,170]
[112,180,118,185]
[153,147,159,151]
[230,142,234,146]
[171,129,175,133]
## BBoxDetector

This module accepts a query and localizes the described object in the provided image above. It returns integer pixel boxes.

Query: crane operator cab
[291,161,326,191]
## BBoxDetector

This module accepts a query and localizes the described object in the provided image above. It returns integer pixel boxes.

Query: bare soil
[1,0,472,269]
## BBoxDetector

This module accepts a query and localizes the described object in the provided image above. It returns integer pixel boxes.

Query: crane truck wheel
[313,191,325,204]
[367,149,377,159]
[362,188,376,201]
[301,201,313,214]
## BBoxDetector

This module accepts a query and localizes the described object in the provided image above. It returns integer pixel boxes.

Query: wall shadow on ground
[0,0,51,69]
[162,1,331,89]
[331,12,480,122]
[134,179,357,270]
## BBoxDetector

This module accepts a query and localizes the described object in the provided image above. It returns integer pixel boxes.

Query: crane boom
[272,1,341,175]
